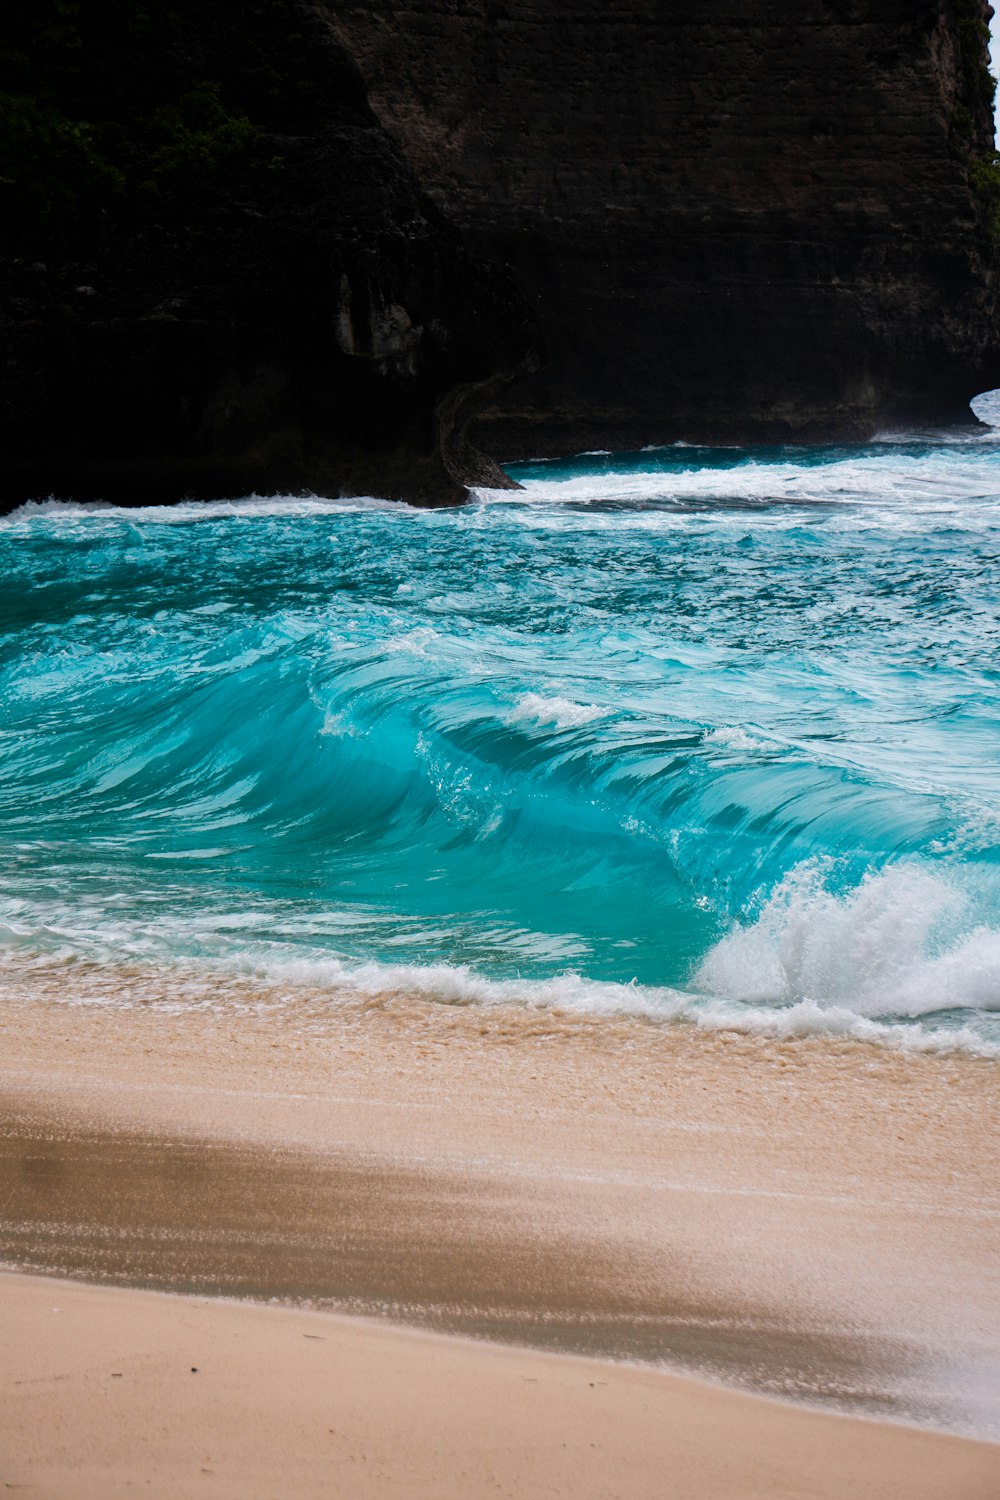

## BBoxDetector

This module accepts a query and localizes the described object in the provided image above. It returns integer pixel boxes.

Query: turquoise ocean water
[2,422,1000,1052]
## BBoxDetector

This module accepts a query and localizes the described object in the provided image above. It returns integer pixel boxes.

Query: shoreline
[5,1271,999,1500]
[2,986,999,1494]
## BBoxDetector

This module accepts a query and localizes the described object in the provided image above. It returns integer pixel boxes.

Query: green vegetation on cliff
[0,1,300,246]
[954,0,997,114]
[969,151,1000,243]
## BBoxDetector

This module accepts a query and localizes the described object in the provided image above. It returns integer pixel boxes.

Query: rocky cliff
[334,0,1000,454]
[4,2,997,500]
[0,0,534,507]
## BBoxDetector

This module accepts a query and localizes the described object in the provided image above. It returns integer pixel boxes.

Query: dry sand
[1,982,999,1496]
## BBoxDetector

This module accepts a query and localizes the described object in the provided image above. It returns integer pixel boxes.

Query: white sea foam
[506,451,1000,524]
[385,625,442,655]
[508,692,608,729]
[696,861,1000,1021]
[3,876,995,1056]
[2,905,997,1056]
[248,953,679,1018]
[704,725,773,753]
[225,946,1000,1056]
[688,998,998,1054]
[1,493,420,526]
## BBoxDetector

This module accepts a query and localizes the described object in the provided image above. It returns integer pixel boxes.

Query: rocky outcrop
[0,0,534,507]
[334,0,1000,454]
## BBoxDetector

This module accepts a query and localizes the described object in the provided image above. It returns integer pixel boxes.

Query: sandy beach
[1,980,999,1496]
[5,1269,1000,1500]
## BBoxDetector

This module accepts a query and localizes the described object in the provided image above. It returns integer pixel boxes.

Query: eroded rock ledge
[334,0,1000,455]
[0,1,534,508]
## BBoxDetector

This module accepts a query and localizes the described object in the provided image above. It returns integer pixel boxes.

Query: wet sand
[1,983,999,1494]
[4,1269,1000,1500]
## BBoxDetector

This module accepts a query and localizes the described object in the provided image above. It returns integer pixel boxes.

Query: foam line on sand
[3,1270,1000,1500]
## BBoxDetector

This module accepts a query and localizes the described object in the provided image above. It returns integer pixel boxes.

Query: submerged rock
[0,0,535,508]
[333,0,1000,454]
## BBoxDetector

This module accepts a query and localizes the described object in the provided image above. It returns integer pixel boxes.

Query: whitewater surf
[2,426,999,1053]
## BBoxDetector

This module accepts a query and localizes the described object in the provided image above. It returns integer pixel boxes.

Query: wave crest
[696,862,1000,1019]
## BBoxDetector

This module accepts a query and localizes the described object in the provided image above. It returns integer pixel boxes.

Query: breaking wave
[2,433,999,1053]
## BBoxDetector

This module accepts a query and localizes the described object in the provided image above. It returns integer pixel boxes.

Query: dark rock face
[334,0,1000,454]
[0,0,534,507]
